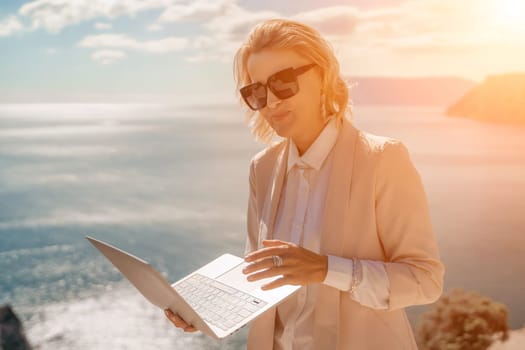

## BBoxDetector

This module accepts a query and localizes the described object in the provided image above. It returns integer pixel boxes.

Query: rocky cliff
[446,73,525,124]
[347,76,475,106]
[0,305,32,350]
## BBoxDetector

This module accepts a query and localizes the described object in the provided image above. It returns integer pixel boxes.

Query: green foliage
[417,288,509,350]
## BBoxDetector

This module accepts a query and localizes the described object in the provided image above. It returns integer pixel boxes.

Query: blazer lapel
[320,119,358,256]
[313,119,358,348]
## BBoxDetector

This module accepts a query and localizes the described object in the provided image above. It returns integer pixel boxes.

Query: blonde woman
[166,18,445,350]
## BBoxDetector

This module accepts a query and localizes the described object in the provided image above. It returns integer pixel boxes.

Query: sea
[0,103,524,349]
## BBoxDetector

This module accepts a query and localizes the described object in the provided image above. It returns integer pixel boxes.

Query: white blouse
[272,119,391,350]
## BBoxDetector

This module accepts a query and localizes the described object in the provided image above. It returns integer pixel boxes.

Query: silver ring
[272,255,283,267]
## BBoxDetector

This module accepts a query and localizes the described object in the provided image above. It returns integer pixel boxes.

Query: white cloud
[46,47,57,54]
[387,1,520,53]
[158,0,234,22]
[94,22,112,30]
[292,6,359,36]
[166,0,522,76]
[269,1,523,59]
[190,35,217,49]
[91,50,127,65]
[154,3,280,62]
[4,0,520,80]
[206,5,279,41]
[146,23,163,32]
[0,15,23,37]
[18,0,175,33]
[184,53,230,63]
[78,34,188,53]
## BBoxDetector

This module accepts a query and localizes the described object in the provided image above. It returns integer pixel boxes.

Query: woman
[166,18,445,349]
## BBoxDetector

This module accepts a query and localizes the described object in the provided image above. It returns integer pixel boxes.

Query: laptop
[86,236,300,339]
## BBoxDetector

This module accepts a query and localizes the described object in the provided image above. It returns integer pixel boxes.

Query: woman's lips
[271,111,290,122]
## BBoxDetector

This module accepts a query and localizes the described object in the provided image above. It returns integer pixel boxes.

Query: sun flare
[496,0,525,30]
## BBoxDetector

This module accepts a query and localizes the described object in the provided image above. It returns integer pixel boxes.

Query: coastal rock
[0,305,32,350]
[348,76,474,106]
[446,73,525,124]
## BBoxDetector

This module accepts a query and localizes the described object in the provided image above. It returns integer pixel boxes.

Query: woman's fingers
[164,309,186,327]
[262,277,290,290]
[164,309,197,332]
[243,243,329,287]
[262,239,291,247]
[246,266,292,281]
[183,325,198,332]
[244,243,293,262]
[243,256,276,274]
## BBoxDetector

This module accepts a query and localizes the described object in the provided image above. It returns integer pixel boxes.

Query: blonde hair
[233,18,352,143]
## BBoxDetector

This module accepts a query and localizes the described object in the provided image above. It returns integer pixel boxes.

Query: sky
[1,0,525,103]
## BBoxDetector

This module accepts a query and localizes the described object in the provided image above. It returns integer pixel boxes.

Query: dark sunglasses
[240,63,316,111]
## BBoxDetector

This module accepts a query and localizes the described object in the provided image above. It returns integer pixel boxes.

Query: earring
[320,93,327,121]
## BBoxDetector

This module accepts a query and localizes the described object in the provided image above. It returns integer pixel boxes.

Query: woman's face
[246,48,325,150]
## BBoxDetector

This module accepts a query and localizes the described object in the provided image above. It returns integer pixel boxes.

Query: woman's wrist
[318,254,329,282]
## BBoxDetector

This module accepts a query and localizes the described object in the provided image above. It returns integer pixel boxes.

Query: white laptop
[86,236,300,339]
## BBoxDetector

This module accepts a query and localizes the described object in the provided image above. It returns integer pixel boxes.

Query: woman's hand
[243,239,328,290]
[164,309,197,333]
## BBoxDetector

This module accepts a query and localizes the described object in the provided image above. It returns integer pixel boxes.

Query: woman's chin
[272,126,293,139]
[269,117,294,138]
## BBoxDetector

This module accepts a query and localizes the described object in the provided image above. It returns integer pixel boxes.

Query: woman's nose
[266,89,282,109]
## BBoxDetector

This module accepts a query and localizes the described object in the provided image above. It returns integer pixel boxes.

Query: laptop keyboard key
[174,273,267,331]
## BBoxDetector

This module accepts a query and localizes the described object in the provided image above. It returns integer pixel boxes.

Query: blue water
[1,104,524,349]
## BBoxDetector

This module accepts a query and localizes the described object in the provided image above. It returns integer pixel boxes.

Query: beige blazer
[244,118,445,349]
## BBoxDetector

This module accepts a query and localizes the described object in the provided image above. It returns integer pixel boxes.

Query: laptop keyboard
[173,273,267,331]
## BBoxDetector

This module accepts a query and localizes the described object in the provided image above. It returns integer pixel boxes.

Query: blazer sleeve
[245,159,259,255]
[375,141,445,311]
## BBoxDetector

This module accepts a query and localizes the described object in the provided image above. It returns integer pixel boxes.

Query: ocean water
[0,103,524,349]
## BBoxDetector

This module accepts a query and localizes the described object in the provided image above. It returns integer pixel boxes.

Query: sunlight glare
[496,0,525,31]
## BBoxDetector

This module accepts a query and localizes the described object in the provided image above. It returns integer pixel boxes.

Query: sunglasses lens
[268,69,298,99]
[240,66,308,110]
[241,83,267,110]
